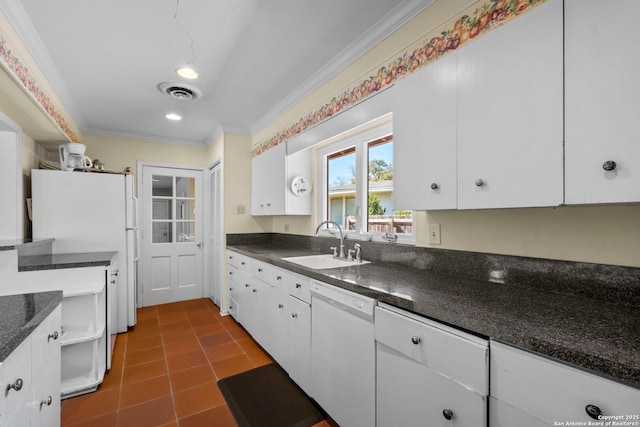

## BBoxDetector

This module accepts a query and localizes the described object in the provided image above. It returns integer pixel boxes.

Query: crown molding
[249,0,435,135]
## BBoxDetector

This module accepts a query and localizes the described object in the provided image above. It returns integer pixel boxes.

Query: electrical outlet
[236,205,246,215]
[428,223,441,245]
[284,224,290,232]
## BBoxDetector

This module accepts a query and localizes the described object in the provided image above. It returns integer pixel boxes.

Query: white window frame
[317,122,415,244]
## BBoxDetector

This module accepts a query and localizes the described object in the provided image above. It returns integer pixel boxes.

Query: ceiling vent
[157,82,202,101]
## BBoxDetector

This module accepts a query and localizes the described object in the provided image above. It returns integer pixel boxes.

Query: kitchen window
[318,123,413,243]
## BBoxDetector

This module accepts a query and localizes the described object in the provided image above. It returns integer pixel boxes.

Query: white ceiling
[2,0,433,146]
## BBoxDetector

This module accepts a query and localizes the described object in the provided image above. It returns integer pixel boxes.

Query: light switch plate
[428,223,441,245]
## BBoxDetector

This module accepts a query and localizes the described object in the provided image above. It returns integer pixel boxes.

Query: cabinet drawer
[287,273,311,304]
[377,342,487,427]
[227,251,252,271]
[375,306,488,395]
[227,264,251,288]
[490,341,640,424]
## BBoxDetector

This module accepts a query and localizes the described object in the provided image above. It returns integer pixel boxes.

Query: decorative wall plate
[291,176,312,196]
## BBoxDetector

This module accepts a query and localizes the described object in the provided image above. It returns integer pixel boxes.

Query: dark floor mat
[217,363,325,427]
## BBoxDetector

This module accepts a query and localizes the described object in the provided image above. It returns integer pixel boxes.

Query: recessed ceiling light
[165,113,182,121]
[176,67,198,79]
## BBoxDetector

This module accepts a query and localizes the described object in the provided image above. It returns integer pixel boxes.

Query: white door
[141,165,204,306]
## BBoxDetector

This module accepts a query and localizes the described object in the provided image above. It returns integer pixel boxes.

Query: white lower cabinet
[272,287,311,394]
[0,304,61,427]
[490,341,640,426]
[375,304,489,427]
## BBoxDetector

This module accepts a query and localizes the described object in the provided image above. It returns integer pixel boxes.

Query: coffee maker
[59,143,89,171]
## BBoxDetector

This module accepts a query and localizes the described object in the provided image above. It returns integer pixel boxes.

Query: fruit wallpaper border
[0,32,81,143]
[253,0,548,158]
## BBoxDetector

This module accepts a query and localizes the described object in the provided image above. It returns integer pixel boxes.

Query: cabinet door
[565,0,640,204]
[251,143,286,215]
[393,51,457,210]
[456,0,563,209]
[244,277,273,352]
[287,296,311,395]
[31,306,62,427]
[1,339,32,427]
[377,342,487,427]
[270,288,290,369]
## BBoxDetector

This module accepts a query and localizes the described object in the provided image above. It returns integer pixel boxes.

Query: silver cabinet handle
[278,304,284,309]
[252,289,257,293]
[475,179,484,187]
[291,313,298,318]
[430,183,438,190]
[603,160,617,171]
[40,396,53,409]
[411,336,421,345]
[276,276,282,280]
[6,378,23,393]
[48,331,59,342]
[295,283,302,289]
[245,284,250,288]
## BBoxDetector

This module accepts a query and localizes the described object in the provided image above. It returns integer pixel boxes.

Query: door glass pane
[152,200,173,220]
[152,175,173,196]
[152,222,172,243]
[176,177,195,197]
[327,147,355,230]
[177,222,196,242]
[176,199,195,220]
[367,138,412,235]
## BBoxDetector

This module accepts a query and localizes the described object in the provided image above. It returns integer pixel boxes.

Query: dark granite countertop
[18,251,117,272]
[0,238,54,251]
[0,291,63,362]
[228,240,640,389]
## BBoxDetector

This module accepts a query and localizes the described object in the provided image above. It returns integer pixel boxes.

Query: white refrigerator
[31,169,139,334]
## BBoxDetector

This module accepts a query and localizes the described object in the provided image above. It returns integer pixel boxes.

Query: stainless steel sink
[281,254,370,270]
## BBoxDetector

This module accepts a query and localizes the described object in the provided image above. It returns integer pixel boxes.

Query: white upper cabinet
[565,0,640,204]
[456,0,563,209]
[393,52,458,211]
[251,143,286,216]
[251,143,311,216]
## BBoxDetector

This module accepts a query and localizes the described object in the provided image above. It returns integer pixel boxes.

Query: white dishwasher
[311,280,377,427]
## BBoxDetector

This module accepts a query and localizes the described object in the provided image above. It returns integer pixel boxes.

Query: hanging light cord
[173,0,197,65]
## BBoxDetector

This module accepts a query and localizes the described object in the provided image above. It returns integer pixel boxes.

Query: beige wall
[21,132,47,236]
[221,133,270,234]
[80,133,210,178]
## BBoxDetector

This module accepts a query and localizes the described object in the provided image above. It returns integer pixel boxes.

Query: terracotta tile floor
[61,298,335,427]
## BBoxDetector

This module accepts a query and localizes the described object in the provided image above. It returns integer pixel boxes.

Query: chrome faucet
[315,220,345,258]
